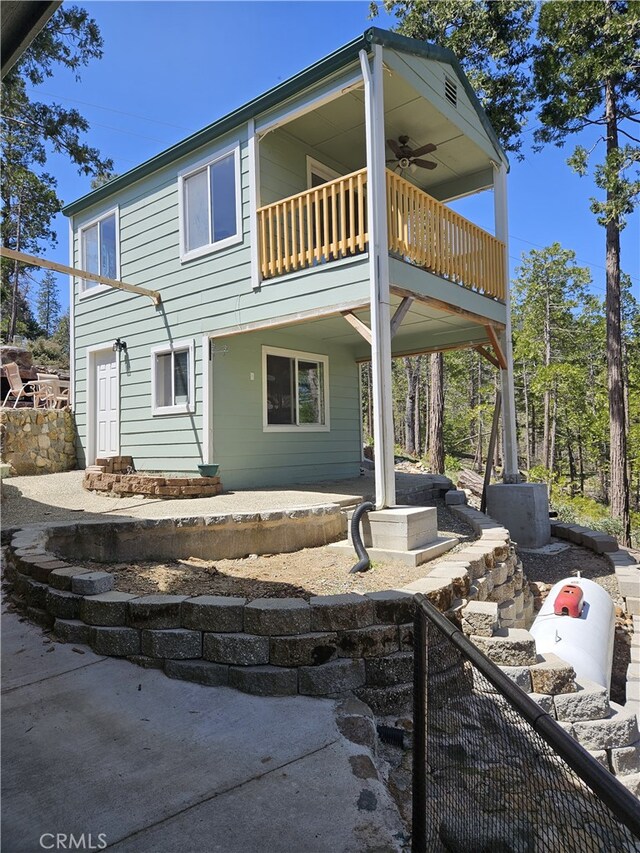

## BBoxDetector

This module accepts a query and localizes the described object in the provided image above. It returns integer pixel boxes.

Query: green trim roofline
[63,28,508,218]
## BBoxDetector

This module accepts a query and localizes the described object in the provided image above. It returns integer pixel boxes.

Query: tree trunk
[578,429,585,496]
[542,287,552,471]
[604,70,631,544]
[8,196,22,342]
[549,388,558,479]
[404,357,420,456]
[473,356,483,472]
[522,362,532,471]
[429,352,445,474]
[414,356,422,456]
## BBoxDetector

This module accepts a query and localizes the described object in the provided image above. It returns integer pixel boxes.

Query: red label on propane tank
[553,584,584,618]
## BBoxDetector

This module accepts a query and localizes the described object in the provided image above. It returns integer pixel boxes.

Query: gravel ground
[0,469,442,528]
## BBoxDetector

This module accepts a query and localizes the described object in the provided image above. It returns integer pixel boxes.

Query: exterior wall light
[113,338,127,353]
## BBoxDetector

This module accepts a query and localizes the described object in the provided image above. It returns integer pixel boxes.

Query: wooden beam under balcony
[484,325,507,369]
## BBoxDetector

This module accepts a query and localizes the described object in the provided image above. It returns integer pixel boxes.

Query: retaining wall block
[586,749,609,770]
[243,598,310,636]
[528,693,555,715]
[572,705,639,751]
[71,571,114,596]
[24,578,49,608]
[399,578,453,611]
[461,601,499,637]
[298,658,366,696]
[181,596,246,632]
[337,624,399,659]
[203,632,269,666]
[228,664,298,696]
[354,683,412,716]
[471,629,538,667]
[48,567,92,591]
[27,607,55,629]
[619,774,640,797]
[364,590,415,625]
[609,741,640,776]
[626,597,640,616]
[309,593,374,632]
[91,626,141,657]
[164,659,229,687]
[141,629,203,660]
[80,591,139,626]
[553,679,610,722]
[53,618,92,644]
[365,651,413,687]
[127,595,187,628]
[426,564,470,598]
[500,665,533,693]
[269,632,338,667]
[581,532,618,554]
[497,599,517,624]
[530,653,577,695]
[45,588,82,620]
[617,572,640,599]
[31,560,70,584]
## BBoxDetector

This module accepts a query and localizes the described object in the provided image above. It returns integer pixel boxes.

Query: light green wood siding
[71,119,370,473]
[211,328,361,489]
[259,130,352,206]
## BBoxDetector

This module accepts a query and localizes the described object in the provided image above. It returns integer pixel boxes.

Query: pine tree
[35,271,61,337]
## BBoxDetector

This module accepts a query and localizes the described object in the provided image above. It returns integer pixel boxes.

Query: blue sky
[29,0,639,315]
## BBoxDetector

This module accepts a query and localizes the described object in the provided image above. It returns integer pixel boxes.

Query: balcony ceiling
[281,66,494,202]
[257,292,496,362]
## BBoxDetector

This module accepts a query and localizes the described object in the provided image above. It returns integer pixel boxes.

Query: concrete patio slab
[1,599,406,853]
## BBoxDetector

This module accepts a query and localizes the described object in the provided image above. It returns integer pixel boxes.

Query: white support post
[201,335,212,464]
[68,218,75,412]
[360,46,395,509]
[493,163,519,482]
[248,118,261,291]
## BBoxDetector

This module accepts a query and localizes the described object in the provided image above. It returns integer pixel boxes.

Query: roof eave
[64,26,508,218]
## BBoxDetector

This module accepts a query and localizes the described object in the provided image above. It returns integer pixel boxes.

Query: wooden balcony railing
[257,168,506,300]
[258,168,368,279]
[386,170,506,300]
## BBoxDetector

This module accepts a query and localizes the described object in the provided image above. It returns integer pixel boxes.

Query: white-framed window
[151,339,195,415]
[306,155,340,189]
[79,207,119,296]
[263,346,329,432]
[178,143,242,262]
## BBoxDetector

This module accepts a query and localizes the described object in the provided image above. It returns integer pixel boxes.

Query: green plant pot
[197,463,219,477]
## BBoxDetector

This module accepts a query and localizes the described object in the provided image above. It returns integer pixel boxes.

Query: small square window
[263,347,329,431]
[152,341,195,415]
[180,145,241,261]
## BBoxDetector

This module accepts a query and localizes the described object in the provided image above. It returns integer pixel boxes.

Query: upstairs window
[151,340,195,415]
[179,144,241,261]
[80,209,118,294]
[263,347,329,431]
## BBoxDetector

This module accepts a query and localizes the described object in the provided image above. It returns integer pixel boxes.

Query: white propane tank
[529,576,615,690]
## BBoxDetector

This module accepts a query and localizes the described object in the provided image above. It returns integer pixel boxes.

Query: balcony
[257,168,506,301]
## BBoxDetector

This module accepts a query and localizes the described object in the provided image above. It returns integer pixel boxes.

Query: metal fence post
[412,604,427,853]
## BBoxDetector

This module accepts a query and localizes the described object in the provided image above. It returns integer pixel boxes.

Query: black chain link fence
[412,594,640,852]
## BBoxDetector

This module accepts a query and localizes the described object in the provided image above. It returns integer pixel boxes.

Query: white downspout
[360,45,395,509]
[493,162,519,482]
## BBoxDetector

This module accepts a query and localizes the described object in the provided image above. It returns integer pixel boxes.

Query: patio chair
[36,373,70,409]
[2,362,44,408]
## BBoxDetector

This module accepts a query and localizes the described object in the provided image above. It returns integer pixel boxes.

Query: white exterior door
[94,350,119,458]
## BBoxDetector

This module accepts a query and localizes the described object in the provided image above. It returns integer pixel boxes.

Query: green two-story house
[63,27,517,505]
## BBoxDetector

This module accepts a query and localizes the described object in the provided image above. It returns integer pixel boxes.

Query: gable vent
[444,75,458,107]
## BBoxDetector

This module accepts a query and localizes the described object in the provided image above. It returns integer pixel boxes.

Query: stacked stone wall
[84,471,223,498]
[0,409,77,475]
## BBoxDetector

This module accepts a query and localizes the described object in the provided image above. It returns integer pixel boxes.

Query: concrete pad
[108,739,403,852]
[1,605,405,853]
[1,600,106,691]
[329,535,457,567]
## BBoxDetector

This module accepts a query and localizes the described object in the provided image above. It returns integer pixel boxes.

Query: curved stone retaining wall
[4,504,531,715]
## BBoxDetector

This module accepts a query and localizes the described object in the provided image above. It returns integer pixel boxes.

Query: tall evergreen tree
[35,271,61,337]
[533,0,640,543]
[1,5,113,342]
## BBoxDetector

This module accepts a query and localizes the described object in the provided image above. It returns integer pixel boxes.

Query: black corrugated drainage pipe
[349,501,375,573]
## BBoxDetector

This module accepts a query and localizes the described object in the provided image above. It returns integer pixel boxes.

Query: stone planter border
[4,501,532,713]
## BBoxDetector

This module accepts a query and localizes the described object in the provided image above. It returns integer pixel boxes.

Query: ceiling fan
[386,135,438,172]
